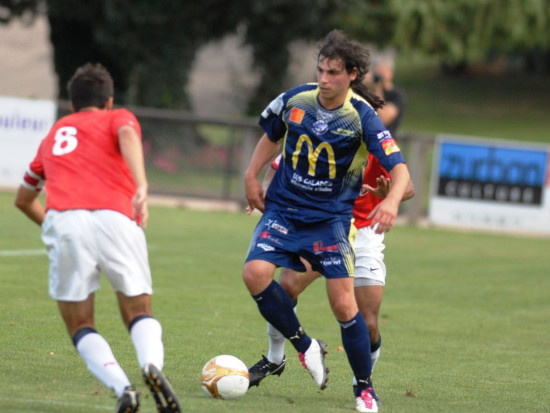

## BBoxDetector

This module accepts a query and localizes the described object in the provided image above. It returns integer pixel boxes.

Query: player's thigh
[354,227,386,287]
[94,210,153,297]
[279,264,321,300]
[42,210,102,301]
[301,216,356,279]
[326,277,358,321]
[355,285,383,323]
[245,210,306,273]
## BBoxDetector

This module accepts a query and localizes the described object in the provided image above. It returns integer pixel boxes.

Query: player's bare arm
[367,163,411,234]
[246,155,279,215]
[119,124,149,228]
[376,102,399,126]
[14,185,45,226]
[244,134,280,213]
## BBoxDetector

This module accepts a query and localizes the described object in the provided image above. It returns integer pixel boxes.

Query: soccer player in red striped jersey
[14,63,180,413]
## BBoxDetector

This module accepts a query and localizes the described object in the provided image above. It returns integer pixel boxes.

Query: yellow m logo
[292,135,336,178]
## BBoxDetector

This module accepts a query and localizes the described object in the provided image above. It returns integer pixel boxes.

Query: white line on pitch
[0,249,46,256]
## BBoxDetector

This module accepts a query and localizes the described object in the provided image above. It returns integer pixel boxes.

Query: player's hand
[363,175,391,199]
[367,196,399,234]
[132,185,149,229]
[244,175,265,213]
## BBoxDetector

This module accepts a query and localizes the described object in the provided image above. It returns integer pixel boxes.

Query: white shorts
[353,226,386,287]
[42,209,153,301]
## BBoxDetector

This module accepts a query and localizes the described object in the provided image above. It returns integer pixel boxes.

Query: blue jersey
[259,83,405,220]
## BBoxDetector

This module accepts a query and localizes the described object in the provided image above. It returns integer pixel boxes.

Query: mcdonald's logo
[292,135,336,178]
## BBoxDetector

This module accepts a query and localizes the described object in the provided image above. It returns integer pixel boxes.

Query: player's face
[317,57,357,110]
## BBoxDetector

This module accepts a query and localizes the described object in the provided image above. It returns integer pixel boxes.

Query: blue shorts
[245,209,357,278]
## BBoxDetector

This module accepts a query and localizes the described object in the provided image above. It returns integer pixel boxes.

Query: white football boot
[298,339,329,389]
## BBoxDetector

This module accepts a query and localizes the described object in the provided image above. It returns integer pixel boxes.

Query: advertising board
[0,96,56,188]
[429,135,550,234]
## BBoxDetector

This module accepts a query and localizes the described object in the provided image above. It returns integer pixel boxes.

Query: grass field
[1,191,549,412]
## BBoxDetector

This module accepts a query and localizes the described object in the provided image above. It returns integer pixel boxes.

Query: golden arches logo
[292,135,336,178]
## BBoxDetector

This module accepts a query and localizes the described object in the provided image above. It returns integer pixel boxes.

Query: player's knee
[280,268,317,300]
[243,262,274,295]
[279,276,300,300]
[242,264,258,287]
[331,300,357,321]
[361,311,378,332]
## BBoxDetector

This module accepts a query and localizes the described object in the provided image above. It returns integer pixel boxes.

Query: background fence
[58,101,435,223]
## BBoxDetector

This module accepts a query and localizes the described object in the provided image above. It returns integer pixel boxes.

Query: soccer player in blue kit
[243,30,411,412]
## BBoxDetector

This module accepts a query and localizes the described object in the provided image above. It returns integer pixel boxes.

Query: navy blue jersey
[259,83,405,220]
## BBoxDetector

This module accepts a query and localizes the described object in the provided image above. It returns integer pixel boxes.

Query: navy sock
[128,314,154,332]
[371,334,381,353]
[339,312,372,394]
[253,281,311,353]
[72,327,97,347]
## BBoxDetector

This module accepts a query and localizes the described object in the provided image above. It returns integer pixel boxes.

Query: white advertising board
[0,96,57,188]
[429,135,550,235]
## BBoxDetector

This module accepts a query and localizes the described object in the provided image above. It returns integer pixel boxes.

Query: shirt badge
[313,110,332,135]
[289,107,305,124]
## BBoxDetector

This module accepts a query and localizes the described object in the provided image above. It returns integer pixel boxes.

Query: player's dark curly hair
[317,30,384,110]
[68,63,114,112]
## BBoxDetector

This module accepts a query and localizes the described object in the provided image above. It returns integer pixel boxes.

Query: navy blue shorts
[245,209,357,278]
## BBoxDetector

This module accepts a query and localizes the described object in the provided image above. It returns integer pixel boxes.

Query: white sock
[266,322,286,364]
[352,348,382,386]
[371,348,380,372]
[130,317,164,370]
[75,332,130,397]
[266,302,297,364]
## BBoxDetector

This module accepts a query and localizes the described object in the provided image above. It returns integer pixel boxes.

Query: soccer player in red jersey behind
[14,63,180,413]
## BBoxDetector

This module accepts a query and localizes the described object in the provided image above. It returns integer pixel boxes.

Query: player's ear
[105,97,114,110]
[349,67,358,82]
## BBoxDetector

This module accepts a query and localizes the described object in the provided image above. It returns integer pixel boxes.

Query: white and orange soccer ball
[201,355,250,400]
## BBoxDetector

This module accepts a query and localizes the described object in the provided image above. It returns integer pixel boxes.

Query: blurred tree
[335,0,396,48]
[46,0,245,109]
[390,0,550,73]
[0,0,42,23]
[1,0,338,112]
[239,0,339,114]
[4,0,548,111]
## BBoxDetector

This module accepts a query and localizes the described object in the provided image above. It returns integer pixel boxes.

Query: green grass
[1,191,549,412]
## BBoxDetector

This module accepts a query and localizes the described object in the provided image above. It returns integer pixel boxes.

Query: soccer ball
[201,355,249,400]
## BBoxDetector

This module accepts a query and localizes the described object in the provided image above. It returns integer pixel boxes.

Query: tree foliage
[0,0,42,23]
[390,0,550,69]
[335,0,396,48]
[3,0,550,111]
[239,0,339,114]
[46,0,245,108]
[3,0,339,111]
